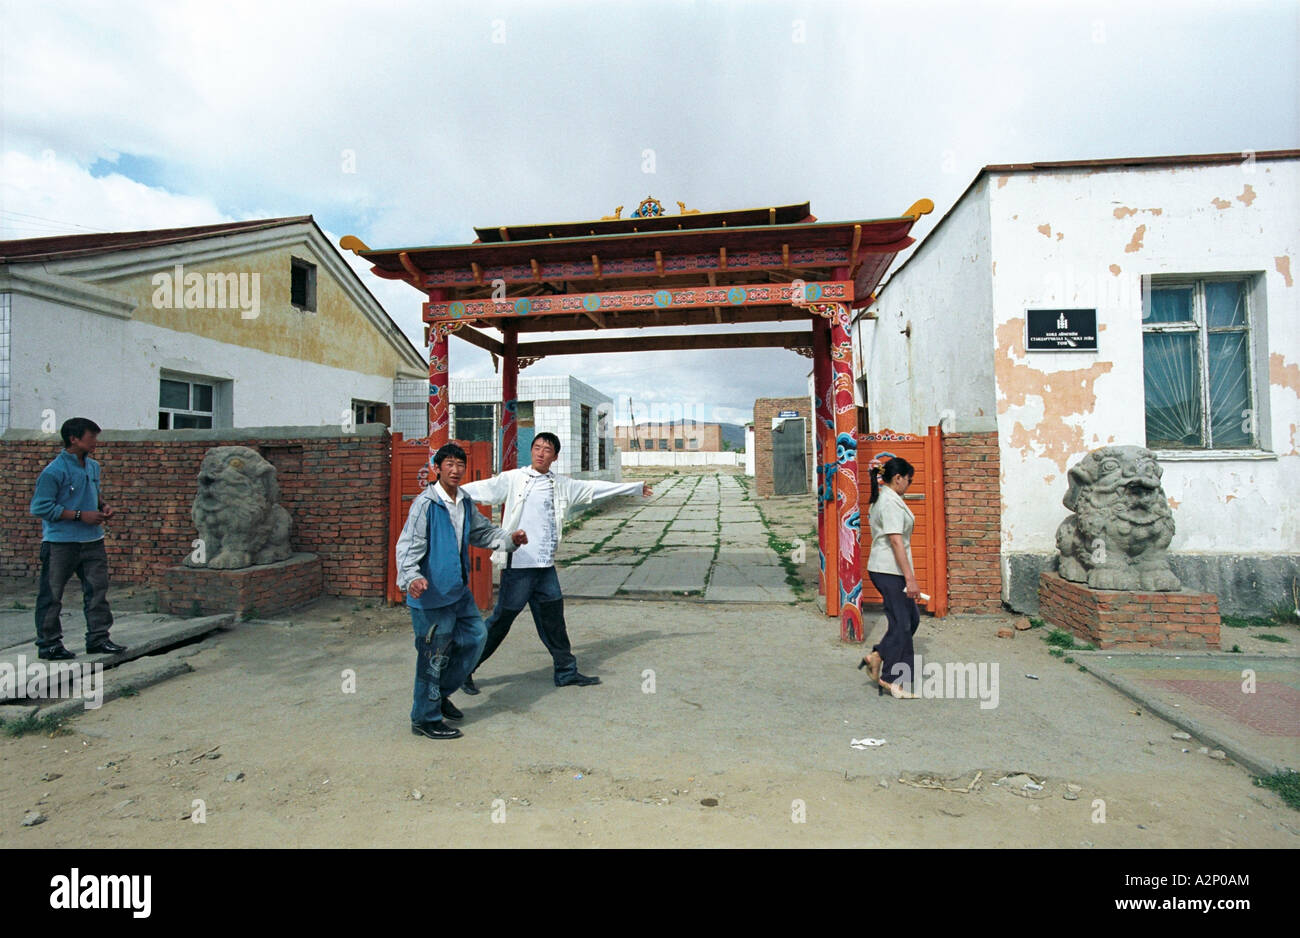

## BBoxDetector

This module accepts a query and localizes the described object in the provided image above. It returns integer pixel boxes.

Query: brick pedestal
[160,552,323,618]
[1038,571,1220,650]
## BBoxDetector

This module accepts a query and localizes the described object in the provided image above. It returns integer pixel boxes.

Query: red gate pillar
[810,301,862,641]
[426,289,450,455]
[812,318,832,603]
[501,326,518,472]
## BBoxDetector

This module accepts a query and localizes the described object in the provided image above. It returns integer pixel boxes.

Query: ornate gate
[856,427,949,618]
[387,434,494,608]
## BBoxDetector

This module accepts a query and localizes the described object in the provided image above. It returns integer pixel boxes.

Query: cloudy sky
[3,0,1296,425]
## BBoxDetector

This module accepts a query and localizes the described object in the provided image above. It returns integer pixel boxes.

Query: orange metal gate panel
[387,434,493,608]
[857,427,949,617]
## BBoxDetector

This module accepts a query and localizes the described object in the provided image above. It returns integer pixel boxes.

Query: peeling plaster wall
[990,159,1300,567]
[858,177,997,434]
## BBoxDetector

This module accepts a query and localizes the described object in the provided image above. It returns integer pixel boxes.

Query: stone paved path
[556,474,797,603]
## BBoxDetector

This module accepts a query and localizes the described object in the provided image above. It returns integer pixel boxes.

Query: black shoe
[86,639,127,655]
[461,674,481,696]
[38,645,76,661]
[441,698,463,720]
[555,672,601,687]
[411,721,462,740]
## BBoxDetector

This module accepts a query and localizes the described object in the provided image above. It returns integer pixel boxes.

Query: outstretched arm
[566,478,650,510]
[467,505,526,552]
[460,472,510,506]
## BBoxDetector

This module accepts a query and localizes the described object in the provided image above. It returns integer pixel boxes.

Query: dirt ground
[3,603,1296,847]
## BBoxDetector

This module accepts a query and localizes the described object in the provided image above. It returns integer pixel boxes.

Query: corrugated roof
[0,216,313,263]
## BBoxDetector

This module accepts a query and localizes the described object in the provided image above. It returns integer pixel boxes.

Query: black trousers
[868,570,920,689]
[35,540,114,652]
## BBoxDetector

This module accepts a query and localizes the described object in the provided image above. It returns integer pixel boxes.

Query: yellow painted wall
[98,242,423,379]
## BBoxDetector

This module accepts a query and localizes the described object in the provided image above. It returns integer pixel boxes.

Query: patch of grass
[3,713,69,738]
[1028,617,1046,629]
[1254,633,1290,644]
[1063,656,1075,664]
[1046,629,1077,649]
[1077,665,1088,672]
[143,599,159,614]
[10,600,28,610]
[118,684,139,697]
[1253,771,1300,811]
[189,600,203,618]
[1049,648,1065,658]
[1223,615,1272,629]
[241,607,259,621]
[1229,644,1242,654]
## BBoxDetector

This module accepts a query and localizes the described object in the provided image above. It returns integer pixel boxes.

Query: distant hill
[719,423,746,451]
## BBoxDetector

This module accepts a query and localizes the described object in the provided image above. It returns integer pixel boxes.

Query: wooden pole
[427,288,450,455]
[502,326,518,472]
[812,318,832,604]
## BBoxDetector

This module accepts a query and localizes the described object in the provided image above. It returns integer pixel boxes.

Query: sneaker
[555,671,601,687]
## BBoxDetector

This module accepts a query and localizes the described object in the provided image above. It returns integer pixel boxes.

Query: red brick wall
[1039,572,1220,650]
[753,398,815,497]
[0,430,390,598]
[942,431,1003,613]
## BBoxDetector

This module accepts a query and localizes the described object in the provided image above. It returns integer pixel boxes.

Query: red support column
[811,301,862,641]
[812,318,832,604]
[501,326,518,472]
[426,289,450,457]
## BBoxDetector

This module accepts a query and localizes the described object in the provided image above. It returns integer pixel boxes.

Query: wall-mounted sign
[778,410,799,418]
[1026,309,1098,351]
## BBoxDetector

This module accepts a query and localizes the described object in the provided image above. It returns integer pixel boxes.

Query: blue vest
[407,495,473,610]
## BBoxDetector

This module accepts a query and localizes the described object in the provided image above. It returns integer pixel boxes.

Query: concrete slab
[705,562,797,603]
[37,657,195,721]
[716,547,784,567]
[676,508,716,520]
[660,531,718,547]
[603,525,667,550]
[0,613,233,695]
[567,550,644,565]
[720,508,762,523]
[667,519,716,532]
[620,549,711,593]
[719,522,767,541]
[635,507,680,522]
[557,564,634,598]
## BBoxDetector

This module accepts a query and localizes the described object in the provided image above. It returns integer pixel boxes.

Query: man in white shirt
[460,432,651,691]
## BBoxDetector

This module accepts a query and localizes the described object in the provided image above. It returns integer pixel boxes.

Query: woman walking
[859,456,921,698]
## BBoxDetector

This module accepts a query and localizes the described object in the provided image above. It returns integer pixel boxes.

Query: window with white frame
[1142,276,1258,450]
[159,377,215,429]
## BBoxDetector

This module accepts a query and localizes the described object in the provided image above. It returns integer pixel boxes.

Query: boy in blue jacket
[395,443,527,740]
[29,417,126,660]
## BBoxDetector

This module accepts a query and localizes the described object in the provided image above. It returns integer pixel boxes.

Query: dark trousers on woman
[868,570,920,690]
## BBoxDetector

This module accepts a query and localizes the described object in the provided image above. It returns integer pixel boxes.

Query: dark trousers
[410,591,487,724]
[868,570,920,689]
[35,540,114,652]
[474,565,578,681]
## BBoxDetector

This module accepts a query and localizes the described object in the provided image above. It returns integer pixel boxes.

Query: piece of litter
[850,738,886,749]
[1024,781,1044,791]
[1025,674,1039,680]
[573,774,583,780]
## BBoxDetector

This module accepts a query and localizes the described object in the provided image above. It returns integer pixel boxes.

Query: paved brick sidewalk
[1076,651,1299,776]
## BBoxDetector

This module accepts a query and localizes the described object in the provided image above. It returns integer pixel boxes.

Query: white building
[857,150,1299,615]
[448,374,620,481]
[0,217,426,434]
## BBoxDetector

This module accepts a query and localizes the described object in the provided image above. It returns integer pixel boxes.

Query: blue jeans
[474,565,578,681]
[410,591,487,724]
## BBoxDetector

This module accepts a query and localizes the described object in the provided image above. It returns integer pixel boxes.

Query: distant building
[448,374,619,480]
[0,216,425,434]
[614,420,724,453]
[752,398,814,496]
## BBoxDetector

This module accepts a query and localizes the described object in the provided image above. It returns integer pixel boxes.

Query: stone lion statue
[186,446,292,569]
[1055,445,1181,591]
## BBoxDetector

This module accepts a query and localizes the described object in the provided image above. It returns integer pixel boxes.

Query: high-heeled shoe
[858,651,883,683]
[878,680,919,699]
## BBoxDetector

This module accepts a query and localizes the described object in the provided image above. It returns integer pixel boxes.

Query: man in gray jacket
[460,432,650,692]
[395,443,527,740]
